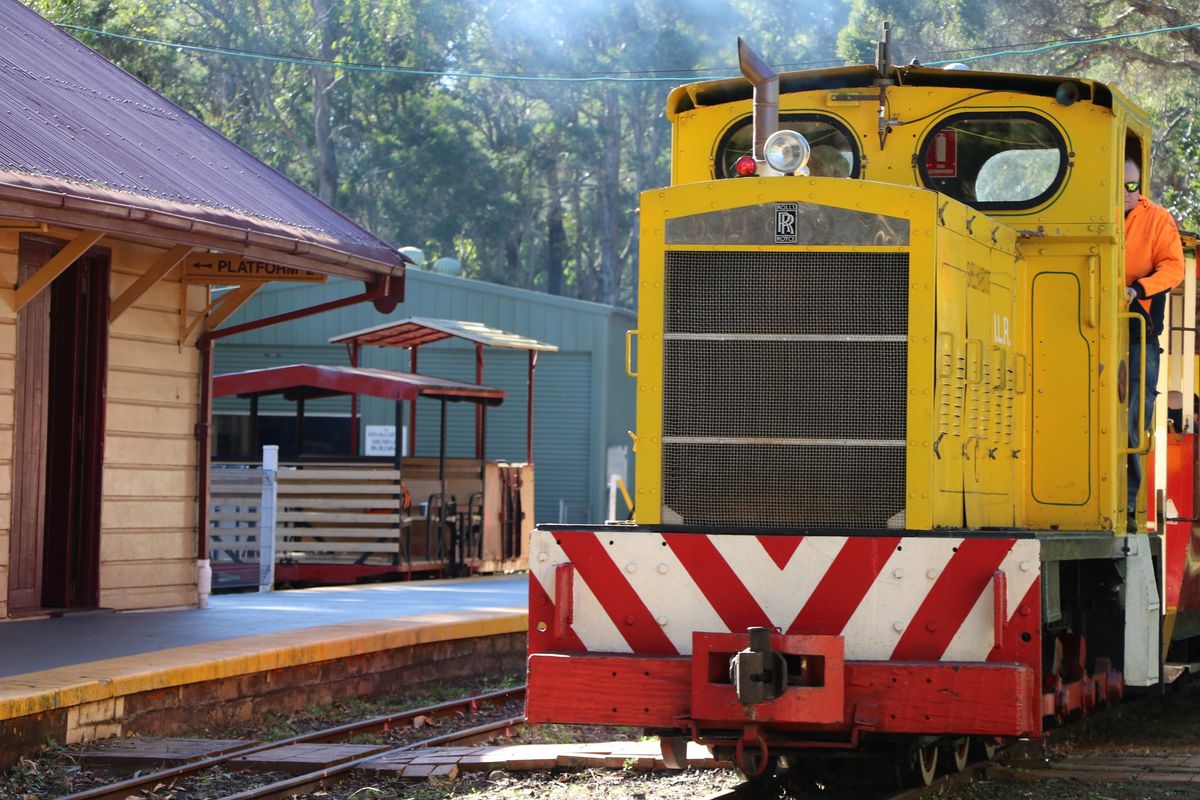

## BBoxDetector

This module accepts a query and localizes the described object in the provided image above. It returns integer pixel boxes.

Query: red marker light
[734,156,757,177]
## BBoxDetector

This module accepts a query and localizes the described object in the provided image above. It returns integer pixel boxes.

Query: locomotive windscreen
[662,250,908,529]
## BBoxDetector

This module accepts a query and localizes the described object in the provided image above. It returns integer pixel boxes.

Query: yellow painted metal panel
[933,257,967,528]
[964,236,1016,527]
[651,67,1145,536]
[635,177,934,528]
[634,189,666,525]
[905,202,938,531]
[1028,270,1093,510]
[671,85,1111,231]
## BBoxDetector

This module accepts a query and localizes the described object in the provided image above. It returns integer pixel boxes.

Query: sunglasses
[1124,181,1141,193]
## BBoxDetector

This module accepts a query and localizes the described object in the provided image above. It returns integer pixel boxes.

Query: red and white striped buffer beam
[529,529,1042,663]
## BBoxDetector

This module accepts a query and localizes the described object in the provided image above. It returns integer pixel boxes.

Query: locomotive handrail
[1086,254,1099,328]
[1119,311,1151,456]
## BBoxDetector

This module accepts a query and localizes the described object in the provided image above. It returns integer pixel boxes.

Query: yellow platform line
[0,608,527,721]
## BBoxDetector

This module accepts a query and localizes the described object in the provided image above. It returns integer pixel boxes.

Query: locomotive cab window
[917,113,1067,210]
[715,113,860,179]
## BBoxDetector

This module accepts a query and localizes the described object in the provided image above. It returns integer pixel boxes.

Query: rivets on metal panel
[926,569,939,580]
[893,621,905,632]
[537,621,547,632]
[657,616,668,626]
[892,568,904,579]
[1019,606,1031,617]
[926,622,937,632]
[625,614,636,625]
[1019,560,1032,572]
[537,552,548,562]
[657,563,668,574]
[625,562,637,574]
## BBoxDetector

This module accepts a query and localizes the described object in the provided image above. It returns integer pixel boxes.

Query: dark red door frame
[195,274,403,560]
[42,253,109,608]
[9,234,109,612]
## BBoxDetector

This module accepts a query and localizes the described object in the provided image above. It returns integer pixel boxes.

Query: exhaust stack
[737,38,778,164]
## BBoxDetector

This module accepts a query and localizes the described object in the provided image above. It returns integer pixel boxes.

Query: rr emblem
[775,202,798,244]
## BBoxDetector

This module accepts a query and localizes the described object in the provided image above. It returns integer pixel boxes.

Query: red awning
[213,364,505,405]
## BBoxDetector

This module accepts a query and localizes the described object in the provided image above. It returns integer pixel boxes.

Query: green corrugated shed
[213,269,636,524]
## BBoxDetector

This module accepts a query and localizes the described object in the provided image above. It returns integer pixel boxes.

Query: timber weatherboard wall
[213,269,637,525]
[0,232,207,616]
[102,238,207,611]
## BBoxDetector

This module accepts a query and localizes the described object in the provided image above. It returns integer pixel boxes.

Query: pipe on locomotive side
[737,38,778,163]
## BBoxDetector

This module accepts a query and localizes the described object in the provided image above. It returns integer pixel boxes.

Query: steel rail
[216,716,525,800]
[56,685,525,800]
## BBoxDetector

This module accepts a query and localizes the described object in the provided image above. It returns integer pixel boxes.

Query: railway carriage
[526,37,1200,784]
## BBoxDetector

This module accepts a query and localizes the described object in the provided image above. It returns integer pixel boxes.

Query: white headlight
[763,129,811,175]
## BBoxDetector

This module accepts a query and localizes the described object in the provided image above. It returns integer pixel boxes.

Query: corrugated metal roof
[330,317,559,352]
[213,364,505,405]
[0,2,404,276]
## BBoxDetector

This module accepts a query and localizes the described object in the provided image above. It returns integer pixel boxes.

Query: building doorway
[9,235,109,613]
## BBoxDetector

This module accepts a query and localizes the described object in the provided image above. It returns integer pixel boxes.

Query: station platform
[0,575,528,769]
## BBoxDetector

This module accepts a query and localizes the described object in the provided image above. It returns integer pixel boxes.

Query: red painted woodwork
[213,364,505,405]
[9,246,52,611]
[271,561,448,584]
[554,563,574,639]
[690,631,844,724]
[41,249,108,609]
[525,653,692,727]
[526,653,1039,737]
[8,237,107,612]
[992,569,1007,651]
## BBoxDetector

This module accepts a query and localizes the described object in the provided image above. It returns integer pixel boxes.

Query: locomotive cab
[527,38,1198,784]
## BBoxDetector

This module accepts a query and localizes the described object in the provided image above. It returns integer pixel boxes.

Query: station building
[0,2,406,617]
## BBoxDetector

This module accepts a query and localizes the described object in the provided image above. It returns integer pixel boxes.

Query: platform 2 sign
[184,256,327,284]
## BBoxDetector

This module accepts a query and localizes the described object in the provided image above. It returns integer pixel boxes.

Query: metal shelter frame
[213,363,506,576]
[329,317,557,463]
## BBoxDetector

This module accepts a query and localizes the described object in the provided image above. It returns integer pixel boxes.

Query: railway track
[697,706,1126,800]
[57,685,525,800]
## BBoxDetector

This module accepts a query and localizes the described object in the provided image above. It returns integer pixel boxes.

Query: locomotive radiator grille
[662,250,908,529]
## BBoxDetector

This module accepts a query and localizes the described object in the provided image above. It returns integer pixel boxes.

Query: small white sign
[365,425,396,456]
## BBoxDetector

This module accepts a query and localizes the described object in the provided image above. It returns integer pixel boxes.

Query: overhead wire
[923,21,1200,67]
[53,19,1200,84]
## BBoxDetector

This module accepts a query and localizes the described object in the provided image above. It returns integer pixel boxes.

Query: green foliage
[24,0,1200,303]
[21,0,846,308]
[838,0,1200,228]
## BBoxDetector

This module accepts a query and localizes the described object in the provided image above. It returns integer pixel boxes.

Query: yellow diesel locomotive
[526,37,1200,785]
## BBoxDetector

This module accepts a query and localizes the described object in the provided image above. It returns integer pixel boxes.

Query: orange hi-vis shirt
[1125,195,1184,314]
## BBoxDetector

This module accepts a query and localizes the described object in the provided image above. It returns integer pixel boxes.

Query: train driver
[1124,157,1185,530]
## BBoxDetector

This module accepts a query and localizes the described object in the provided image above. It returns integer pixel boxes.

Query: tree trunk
[546,158,566,296]
[311,0,337,205]
[595,87,622,306]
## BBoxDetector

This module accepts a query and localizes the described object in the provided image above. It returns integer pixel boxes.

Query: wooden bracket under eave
[110,243,194,323]
[13,230,105,311]
[179,283,261,344]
